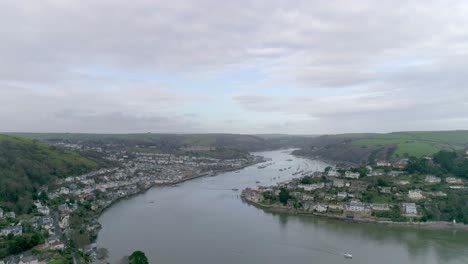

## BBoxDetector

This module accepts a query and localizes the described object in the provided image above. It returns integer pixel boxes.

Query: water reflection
[264,210,468,263]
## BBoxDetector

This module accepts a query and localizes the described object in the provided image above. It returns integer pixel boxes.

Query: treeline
[0,135,100,214]
[0,231,45,258]
[405,150,468,178]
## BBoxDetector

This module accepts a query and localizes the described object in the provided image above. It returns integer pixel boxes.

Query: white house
[0,225,22,237]
[446,177,463,184]
[397,180,410,185]
[425,175,441,183]
[59,215,69,229]
[371,171,384,176]
[345,171,360,179]
[402,203,417,215]
[376,161,392,167]
[60,187,70,195]
[0,208,3,218]
[327,170,340,177]
[388,171,404,177]
[408,189,424,200]
[371,203,390,211]
[37,205,50,216]
[298,183,324,191]
[313,204,328,213]
[449,185,466,190]
[5,212,15,219]
[337,192,348,199]
[333,179,345,187]
[19,255,40,264]
[347,201,370,212]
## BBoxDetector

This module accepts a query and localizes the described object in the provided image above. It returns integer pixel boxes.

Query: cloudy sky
[1,0,468,134]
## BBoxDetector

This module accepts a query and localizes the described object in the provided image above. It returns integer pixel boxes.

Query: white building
[449,185,466,190]
[313,204,328,213]
[337,192,348,199]
[402,203,417,215]
[397,180,410,185]
[5,212,15,219]
[18,256,40,264]
[1,225,22,237]
[371,171,384,177]
[59,215,69,229]
[328,204,344,210]
[60,187,70,195]
[34,202,50,216]
[0,208,3,218]
[408,189,424,200]
[333,179,345,187]
[347,201,370,212]
[371,203,390,211]
[327,170,340,177]
[298,183,324,191]
[345,171,360,179]
[425,175,441,183]
[446,177,463,184]
[376,161,392,167]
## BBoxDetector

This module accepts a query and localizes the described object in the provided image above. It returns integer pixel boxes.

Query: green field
[351,131,468,157]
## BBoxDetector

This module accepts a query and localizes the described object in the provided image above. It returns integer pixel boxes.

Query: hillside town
[243,157,468,226]
[0,146,261,264]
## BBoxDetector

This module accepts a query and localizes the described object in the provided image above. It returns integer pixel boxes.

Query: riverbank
[90,159,264,245]
[97,163,255,218]
[291,153,358,168]
[242,196,468,231]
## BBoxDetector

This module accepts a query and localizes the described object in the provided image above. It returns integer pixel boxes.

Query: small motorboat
[343,253,352,259]
[232,188,239,191]
[255,181,261,184]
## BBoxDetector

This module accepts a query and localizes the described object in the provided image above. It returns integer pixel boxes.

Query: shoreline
[241,196,468,231]
[93,159,264,240]
[291,153,358,168]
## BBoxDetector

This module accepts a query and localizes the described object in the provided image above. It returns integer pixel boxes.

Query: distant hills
[8,133,319,152]
[0,134,100,214]
[294,131,468,164]
[6,130,468,183]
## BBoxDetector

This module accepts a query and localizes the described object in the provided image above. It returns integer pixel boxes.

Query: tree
[433,150,457,172]
[38,191,48,203]
[278,188,291,205]
[97,248,109,261]
[128,250,149,264]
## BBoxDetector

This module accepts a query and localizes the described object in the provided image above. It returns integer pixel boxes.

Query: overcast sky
[1,0,468,134]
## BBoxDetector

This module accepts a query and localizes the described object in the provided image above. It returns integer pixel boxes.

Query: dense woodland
[406,150,468,178]
[0,135,100,214]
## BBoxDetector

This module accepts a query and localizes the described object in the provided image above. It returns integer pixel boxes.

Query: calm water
[97,150,468,264]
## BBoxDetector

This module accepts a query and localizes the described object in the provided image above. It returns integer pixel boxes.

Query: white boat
[343,253,352,259]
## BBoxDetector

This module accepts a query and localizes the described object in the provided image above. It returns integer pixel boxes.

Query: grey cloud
[2,0,466,84]
[1,0,468,133]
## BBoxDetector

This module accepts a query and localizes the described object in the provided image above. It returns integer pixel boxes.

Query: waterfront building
[402,203,417,215]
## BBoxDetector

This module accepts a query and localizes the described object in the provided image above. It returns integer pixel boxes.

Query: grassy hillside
[0,134,99,214]
[294,130,468,164]
[351,131,468,158]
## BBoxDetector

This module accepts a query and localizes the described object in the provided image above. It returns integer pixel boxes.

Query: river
[97,149,468,264]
